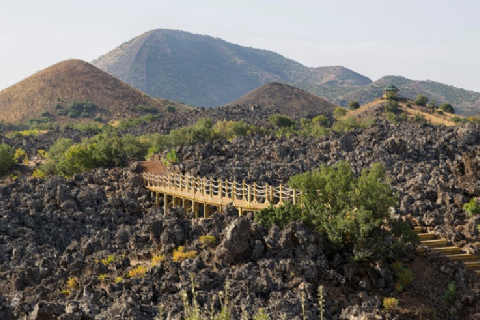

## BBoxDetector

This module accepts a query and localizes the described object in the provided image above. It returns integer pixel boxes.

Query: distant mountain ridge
[0,59,187,123]
[92,29,371,107]
[333,76,480,116]
[92,29,480,115]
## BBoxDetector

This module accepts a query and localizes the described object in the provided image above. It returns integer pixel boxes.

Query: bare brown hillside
[227,82,338,117]
[0,59,188,123]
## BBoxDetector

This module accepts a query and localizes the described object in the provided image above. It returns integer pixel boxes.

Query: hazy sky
[1,0,479,92]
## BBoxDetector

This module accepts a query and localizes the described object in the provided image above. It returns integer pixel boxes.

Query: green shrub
[255,202,310,229]
[137,105,159,114]
[386,112,399,123]
[440,102,455,114]
[166,105,176,113]
[383,297,399,310]
[72,123,103,134]
[413,112,426,123]
[444,281,457,303]
[56,100,97,118]
[161,149,178,166]
[312,115,329,126]
[385,100,399,112]
[333,107,348,119]
[414,94,428,106]
[463,198,480,216]
[333,116,374,132]
[391,261,414,292]
[348,100,360,110]
[269,114,295,128]
[0,144,15,175]
[284,162,411,261]
[213,120,253,139]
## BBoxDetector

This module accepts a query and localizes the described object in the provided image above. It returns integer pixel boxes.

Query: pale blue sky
[1,0,479,92]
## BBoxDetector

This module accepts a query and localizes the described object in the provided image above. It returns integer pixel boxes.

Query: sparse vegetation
[128,265,147,278]
[101,255,117,266]
[391,261,414,292]
[444,281,457,303]
[383,297,399,310]
[199,235,217,246]
[463,198,480,216]
[173,246,197,262]
[151,255,165,266]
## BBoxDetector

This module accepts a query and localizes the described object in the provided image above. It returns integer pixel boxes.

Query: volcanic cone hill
[0,59,188,123]
[92,29,372,107]
[227,82,338,117]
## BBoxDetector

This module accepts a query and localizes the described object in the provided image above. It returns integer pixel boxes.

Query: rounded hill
[0,59,187,123]
[227,82,338,117]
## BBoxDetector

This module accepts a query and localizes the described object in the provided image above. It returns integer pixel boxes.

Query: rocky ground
[0,166,479,320]
[1,111,480,319]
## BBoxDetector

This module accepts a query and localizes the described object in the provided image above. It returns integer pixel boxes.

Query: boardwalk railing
[142,172,301,216]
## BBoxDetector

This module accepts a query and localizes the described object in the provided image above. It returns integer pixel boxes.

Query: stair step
[464,261,480,269]
[413,226,424,233]
[420,239,448,247]
[417,233,435,240]
[445,253,480,261]
[430,246,463,254]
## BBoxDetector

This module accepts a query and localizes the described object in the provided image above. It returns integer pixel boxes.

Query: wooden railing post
[279,184,283,205]
[247,184,251,207]
[242,180,246,201]
[253,182,257,203]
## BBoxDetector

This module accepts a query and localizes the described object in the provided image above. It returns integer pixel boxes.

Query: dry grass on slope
[0,59,188,123]
[349,98,461,126]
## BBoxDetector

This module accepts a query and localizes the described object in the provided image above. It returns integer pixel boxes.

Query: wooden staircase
[414,227,480,276]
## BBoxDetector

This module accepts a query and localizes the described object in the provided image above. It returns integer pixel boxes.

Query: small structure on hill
[383,84,399,99]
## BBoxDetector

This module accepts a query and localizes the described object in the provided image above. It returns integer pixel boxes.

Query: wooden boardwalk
[142,172,301,217]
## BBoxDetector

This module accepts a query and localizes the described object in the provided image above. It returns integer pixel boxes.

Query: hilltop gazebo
[383,84,399,99]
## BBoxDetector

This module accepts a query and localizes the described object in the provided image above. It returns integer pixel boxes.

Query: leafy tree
[268,114,295,128]
[0,144,15,175]
[333,107,348,119]
[348,100,360,110]
[439,102,455,114]
[414,94,428,106]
